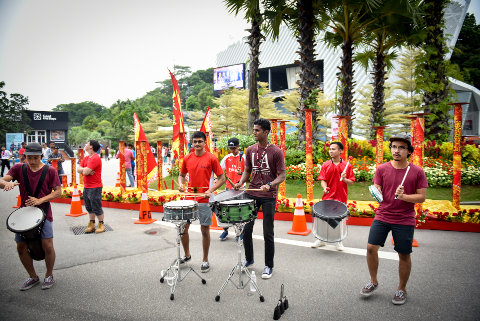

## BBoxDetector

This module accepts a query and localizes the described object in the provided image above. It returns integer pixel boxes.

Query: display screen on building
[213,63,245,96]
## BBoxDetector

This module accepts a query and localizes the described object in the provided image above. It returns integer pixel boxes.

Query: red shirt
[220,153,245,189]
[318,159,355,204]
[19,147,25,157]
[180,151,223,203]
[116,148,133,169]
[81,153,103,188]
[373,162,428,226]
[7,164,61,221]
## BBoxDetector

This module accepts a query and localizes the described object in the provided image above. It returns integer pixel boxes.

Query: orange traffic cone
[115,172,121,187]
[13,194,21,208]
[392,238,419,247]
[288,194,311,236]
[66,185,87,217]
[135,192,157,224]
[210,212,223,230]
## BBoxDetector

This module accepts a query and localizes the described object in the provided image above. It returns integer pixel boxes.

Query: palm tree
[224,0,264,131]
[320,0,382,135]
[355,0,421,139]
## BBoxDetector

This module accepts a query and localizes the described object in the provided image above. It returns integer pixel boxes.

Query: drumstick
[395,166,410,200]
[178,192,208,197]
[340,156,353,182]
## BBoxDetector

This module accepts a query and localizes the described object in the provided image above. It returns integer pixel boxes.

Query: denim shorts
[198,203,212,226]
[368,220,414,254]
[15,219,53,242]
[83,187,104,215]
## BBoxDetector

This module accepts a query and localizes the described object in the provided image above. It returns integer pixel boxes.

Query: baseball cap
[389,134,414,152]
[228,137,240,147]
[24,143,43,155]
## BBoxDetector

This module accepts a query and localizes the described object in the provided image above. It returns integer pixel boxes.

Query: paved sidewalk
[1,183,480,320]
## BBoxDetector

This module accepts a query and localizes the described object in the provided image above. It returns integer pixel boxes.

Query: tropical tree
[320,0,382,135]
[415,0,452,141]
[392,47,423,115]
[355,0,420,138]
[224,0,264,131]
[0,81,30,144]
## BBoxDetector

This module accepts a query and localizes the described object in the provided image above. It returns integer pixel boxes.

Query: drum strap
[22,164,50,212]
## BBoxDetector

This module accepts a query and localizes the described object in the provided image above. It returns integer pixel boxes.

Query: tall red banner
[135,141,144,191]
[336,116,350,161]
[200,107,213,152]
[157,141,163,191]
[169,71,186,161]
[415,117,425,168]
[408,116,417,165]
[278,121,287,199]
[78,148,84,185]
[119,141,126,192]
[305,110,314,201]
[70,158,76,187]
[450,103,468,209]
[269,119,279,145]
[134,112,158,184]
[373,126,385,167]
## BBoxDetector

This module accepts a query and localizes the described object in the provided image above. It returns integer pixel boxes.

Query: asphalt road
[1,159,479,321]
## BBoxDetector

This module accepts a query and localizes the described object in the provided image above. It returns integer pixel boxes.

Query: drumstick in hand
[395,166,410,200]
[340,156,353,182]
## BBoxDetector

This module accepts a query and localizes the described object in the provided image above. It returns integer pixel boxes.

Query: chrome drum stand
[160,221,206,300]
[215,223,264,302]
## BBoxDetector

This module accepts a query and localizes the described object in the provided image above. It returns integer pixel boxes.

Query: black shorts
[83,187,104,215]
[368,220,414,254]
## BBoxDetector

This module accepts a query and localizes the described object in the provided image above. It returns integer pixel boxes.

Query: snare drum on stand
[312,200,348,243]
[160,199,206,300]
[7,207,46,261]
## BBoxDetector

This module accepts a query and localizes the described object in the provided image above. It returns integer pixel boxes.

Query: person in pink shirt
[116,145,135,187]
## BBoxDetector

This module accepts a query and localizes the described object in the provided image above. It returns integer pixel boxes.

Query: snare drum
[163,200,199,223]
[209,189,245,214]
[216,199,255,225]
[7,207,46,261]
[312,200,348,243]
[368,185,383,203]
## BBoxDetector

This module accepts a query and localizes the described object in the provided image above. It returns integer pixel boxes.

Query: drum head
[368,185,383,203]
[312,200,348,220]
[211,190,245,203]
[7,207,45,233]
[219,199,254,206]
[164,200,197,209]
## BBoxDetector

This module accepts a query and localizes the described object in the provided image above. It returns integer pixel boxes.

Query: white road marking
[150,219,399,261]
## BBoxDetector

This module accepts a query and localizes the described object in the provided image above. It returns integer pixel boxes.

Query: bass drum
[7,207,46,261]
[312,200,348,243]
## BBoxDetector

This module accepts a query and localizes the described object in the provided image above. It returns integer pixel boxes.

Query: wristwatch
[266,182,272,189]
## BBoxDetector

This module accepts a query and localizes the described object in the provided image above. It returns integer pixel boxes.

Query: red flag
[199,107,213,152]
[133,112,158,184]
[169,70,186,159]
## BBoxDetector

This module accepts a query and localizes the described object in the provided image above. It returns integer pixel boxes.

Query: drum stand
[215,223,264,302]
[160,221,206,300]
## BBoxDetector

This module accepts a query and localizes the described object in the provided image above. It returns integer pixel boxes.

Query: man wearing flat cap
[360,134,428,305]
[0,142,61,290]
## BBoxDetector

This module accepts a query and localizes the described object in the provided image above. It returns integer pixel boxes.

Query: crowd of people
[0,119,428,306]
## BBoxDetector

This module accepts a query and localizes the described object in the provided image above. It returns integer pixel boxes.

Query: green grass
[151,177,480,202]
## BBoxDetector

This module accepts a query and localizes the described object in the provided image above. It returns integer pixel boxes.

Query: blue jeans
[126,168,135,187]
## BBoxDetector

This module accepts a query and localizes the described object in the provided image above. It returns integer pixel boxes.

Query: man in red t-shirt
[312,142,355,250]
[0,142,61,290]
[178,131,225,273]
[360,135,428,306]
[218,137,245,241]
[77,140,104,233]
[19,142,26,163]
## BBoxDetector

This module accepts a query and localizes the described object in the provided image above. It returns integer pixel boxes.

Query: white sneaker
[336,242,345,251]
[311,239,326,248]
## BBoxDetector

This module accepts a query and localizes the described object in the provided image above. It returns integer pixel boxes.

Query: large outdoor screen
[213,63,245,96]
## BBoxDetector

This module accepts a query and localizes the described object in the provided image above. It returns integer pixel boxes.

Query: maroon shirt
[8,164,61,221]
[373,162,428,226]
[245,143,285,199]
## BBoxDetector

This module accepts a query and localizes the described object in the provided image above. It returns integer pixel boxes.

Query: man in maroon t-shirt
[0,142,61,290]
[360,135,428,306]
[234,119,286,280]
[77,140,104,233]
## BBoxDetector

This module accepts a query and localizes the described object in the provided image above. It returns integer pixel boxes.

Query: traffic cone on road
[135,192,157,224]
[66,185,87,217]
[210,213,223,230]
[288,194,311,236]
[392,238,419,247]
[115,172,121,187]
[13,194,21,208]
